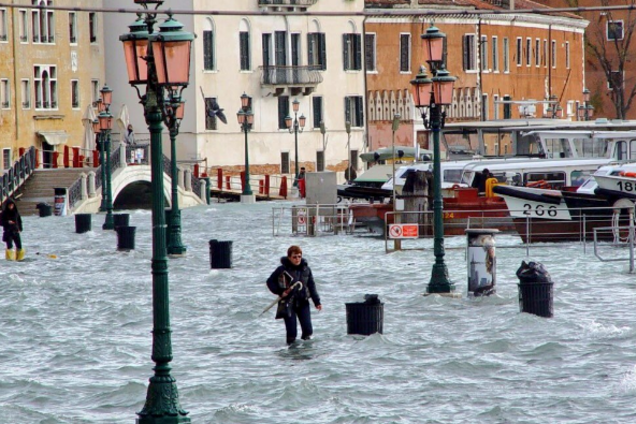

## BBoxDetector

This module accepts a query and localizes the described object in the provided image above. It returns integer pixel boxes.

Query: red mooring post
[265,175,270,196]
[194,164,200,178]
[63,145,70,168]
[72,147,80,168]
[279,176,288,199]
[18,147,25,156]
[259,180,264,194]
[225,175,231,190]
[240,171,245,191]
[93,150,100,167]
[35,149,40,168]
[217,168,222,189]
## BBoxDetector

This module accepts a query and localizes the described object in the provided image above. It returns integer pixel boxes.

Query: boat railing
[272,203,353,237]
[592,212,635,274]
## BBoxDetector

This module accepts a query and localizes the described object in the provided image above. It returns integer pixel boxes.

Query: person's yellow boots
[5,249,15,261]
[16,249,25,261]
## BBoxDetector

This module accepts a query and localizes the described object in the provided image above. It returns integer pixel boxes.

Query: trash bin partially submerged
[209,239,232,269]
[517,261,553,318]
[113,213,130,229]
[116,226,136,251]
[346,294,384,336]
[36,203,52,217]
[75,213,92,233]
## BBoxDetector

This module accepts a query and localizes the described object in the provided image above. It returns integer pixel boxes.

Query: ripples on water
[1,201,636,423]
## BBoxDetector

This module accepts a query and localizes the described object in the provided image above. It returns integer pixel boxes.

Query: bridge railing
[1,147,36,205]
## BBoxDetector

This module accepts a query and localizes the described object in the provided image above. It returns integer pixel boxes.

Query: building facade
[0,0,105,170]
[365,0,588,156]
[105,0,366,184]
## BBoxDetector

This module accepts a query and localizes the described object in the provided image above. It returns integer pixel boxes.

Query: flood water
[1,201,636,423]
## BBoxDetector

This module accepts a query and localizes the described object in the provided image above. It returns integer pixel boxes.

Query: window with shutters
[18,10,27,42]
[307,32,326,70]
[503,37,509,72]
[344,96,364,127]
[281,152,290,174]
[312,96,323,129]
[0,79,10,109]
[203,30,215,71]
[69,12,77,43]
[343,33,362,71]
[262,33,272,67]
[33,65,57,110]
[525,38,531,67]
[89,12,97,43]
[462,34,476,71]
[365,33,376,72]
[399,33,411,73]
[516,37,522,66]
[71,79,79,109]
[291,33,301,67]
[543,39,547,67]
[535,38,540,67]
[239,31,250,71]
[21,79,30,109]
[503,95,512,119]
[205,97,217,130]
[278,96,289,130]
[480,36,488,71]
[551,40,556,68]
[316,151,325,172]
[565,41,570,69]
[31,1,54,44]
[491,36,498,72]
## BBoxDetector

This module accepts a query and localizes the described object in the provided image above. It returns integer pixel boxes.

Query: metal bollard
[116,226,136,251]
[466,228,499,296]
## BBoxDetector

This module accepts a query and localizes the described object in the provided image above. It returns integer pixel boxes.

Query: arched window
[203,18,216,71]
[32,0,54,43]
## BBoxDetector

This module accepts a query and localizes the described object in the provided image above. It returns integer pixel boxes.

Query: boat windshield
[444,169,463,183]
[572,138,609,158]
[516,133,545,156]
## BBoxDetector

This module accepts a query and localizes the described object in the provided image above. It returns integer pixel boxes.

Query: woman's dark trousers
[284,301,313,345]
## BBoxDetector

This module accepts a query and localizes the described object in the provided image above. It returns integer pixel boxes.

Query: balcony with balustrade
[258,0,318,11]
[260,65,323,96]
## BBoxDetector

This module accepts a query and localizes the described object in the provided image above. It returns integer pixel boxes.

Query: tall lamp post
[578,88,594,121]
[285,99,306,187]
[410,25,456,294]
[120,2,194,423]
[98,85,115,230]
[237,92,255,203]
[166,98,186,255]
[96,98,106,212]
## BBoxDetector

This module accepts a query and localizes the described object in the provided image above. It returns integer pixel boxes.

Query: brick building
[365,0,587,156]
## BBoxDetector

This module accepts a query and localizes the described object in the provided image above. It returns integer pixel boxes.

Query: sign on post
[388,223,419,239]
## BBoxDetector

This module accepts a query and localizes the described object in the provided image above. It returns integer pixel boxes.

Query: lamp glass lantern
[92,119,101,134]
[240,92,251,110]
[96,99,106,113]
[292,99,300,113]
[421,25,446,64]
[285,115,293,129]
[410,67,433,109]
[237,109,246,125]
[299,114,306,128]
[246,110,254,125]
[587,105,594,118]
[98,111,113,131]
[431,68,455,105]
[100,85,113,108]
[174,101,185,120]
[119,17,149,86]
[150,16,195,87]
[578,105,585,120]
[583,88,591,103]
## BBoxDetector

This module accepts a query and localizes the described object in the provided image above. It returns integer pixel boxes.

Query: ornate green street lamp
[166,98,186,255]
[96,98,107,212]
[120,1,194,422]
[285,99,306,187]
[237,92,255,201]
[98,85,115,230]
[410,24,456,294]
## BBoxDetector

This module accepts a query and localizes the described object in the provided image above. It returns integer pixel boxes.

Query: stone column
[80,173,88,200]
[87,171,96,198]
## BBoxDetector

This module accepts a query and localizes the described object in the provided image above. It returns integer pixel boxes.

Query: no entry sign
[388,223,419,239]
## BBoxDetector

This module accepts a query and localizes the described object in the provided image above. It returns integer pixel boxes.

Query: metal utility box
[305,172,337,205]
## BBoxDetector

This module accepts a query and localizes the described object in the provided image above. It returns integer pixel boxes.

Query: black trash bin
[346,294,384,336]
[116,226,136,251]
[75,213,92,234]
[517,261,553,318]
[209,239,233,269]
[113,213,130,229]
[36,203,52,218]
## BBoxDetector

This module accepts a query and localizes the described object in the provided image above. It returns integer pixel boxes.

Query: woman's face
[289,251,302,266]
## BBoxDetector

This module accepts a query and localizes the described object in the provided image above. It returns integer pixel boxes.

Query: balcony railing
[260,65,323,92]
[259,0,318,6]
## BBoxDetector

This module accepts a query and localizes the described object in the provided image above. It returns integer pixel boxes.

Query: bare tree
[581,0,636,119]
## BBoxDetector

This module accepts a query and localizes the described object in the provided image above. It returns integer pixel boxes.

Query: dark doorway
[42,141,54,168]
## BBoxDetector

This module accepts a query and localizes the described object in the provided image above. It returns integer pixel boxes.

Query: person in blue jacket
[267,245,322,345]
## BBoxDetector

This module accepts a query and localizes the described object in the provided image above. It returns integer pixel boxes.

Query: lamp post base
[240,194,256,204]
[102,212,115,230]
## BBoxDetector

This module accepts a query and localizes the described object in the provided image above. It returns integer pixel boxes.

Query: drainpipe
[548,24,552,99]
[11,0,20,147]
[477,18,483,121]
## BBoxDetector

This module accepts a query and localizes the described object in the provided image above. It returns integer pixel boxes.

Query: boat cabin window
[631,140,636,160]
[483,131,512,156]
[516,133,545,157]
[616,140,628,160]
[572,138,609,158]
[444,169,463,183]
[524,171,566,189]
[570,170,591,187]
[577,176,597,191]
[543,138,573,159]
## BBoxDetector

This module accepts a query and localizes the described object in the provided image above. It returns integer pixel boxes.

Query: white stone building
[104,0,366,184]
